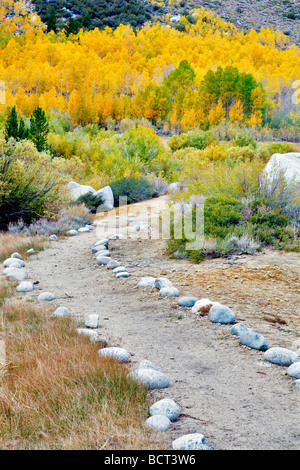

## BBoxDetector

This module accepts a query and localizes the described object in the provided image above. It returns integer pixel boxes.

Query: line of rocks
[93,235,214,450]
[3,221,299,451]
[94,232,300,449]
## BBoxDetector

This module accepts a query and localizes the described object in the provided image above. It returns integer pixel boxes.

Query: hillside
[193,0,300,45]
[29,0,300,44]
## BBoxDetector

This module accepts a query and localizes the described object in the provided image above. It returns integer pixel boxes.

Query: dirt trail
[24,196,300,450]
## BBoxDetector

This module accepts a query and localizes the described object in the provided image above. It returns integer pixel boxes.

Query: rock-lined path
[21,199,300,450]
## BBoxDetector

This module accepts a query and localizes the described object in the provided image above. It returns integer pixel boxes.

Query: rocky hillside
[29,0,300,44]
[193,0,300,45]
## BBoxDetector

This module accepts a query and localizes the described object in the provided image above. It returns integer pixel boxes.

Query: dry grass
[0,232,47,262]
[0,296,165,450]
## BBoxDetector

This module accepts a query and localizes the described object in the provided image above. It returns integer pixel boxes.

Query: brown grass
[0,232,47,262]
[0,296,166,450]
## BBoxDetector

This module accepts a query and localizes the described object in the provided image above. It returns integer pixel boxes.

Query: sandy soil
[22,196,300,450]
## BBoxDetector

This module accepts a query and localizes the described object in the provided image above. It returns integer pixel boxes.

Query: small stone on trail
[38,292,56,302]
[159,286,180,297]
[16,281,34,292]
[85,314,100,328]
[192,298,219,315]
[113,266,128,274]
[178,296,199,307]
[264,347,300,366]
[49,235,58,241]
[11,252,23,260]
[287,362,300,379]
[154,278,173,289]
[209,304,235,324]
[172,433,211,451]
[150,398,180,421]
[144,415,171,432]
[129,368,170,389]
[5,268,28,282]
[135,277,156,288]
[3,258,25,268]
[96,256,111,266]
[107,260,121,269]
[77,328,107,346]
[230,323,249,337]
[53,307,70,317]
[238,328,269,351]
[67,230,78,236]
[116,271,131,278]
[98,347,130,362]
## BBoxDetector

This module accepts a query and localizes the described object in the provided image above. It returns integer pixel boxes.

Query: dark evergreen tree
[29,107,49,152]
[46,5,57,33]
[18,118,29,140]
[5,106,19,141]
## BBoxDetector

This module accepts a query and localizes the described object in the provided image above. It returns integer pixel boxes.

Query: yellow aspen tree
[229,99,244,124]
[207,99,226,126]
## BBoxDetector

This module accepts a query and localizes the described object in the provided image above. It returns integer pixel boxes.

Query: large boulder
[264,153,300,183]
[67,181,96,200]
[93,186,114,212]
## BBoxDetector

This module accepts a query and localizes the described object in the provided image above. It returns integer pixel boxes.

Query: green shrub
[75,193,104,213]
[110,176,155,206]
[0,139,69,230]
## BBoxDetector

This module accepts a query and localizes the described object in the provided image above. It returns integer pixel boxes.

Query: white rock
[53,307,70,317]
[67,230,78,236]
[78,227,90,233]
[264,347,299,366]
[135,277,156,288]
[192,298,219,315]
[49,235,58,241]
[92,244,107,253]
[77,328,107,346]
[154,278,173,289]
[287,362,300,379]
[168,182,180,192]
[38,292,56,302]
[264,153,300,183]
[96,250,111,258]
[145,415,171,432]
[116,272,131,278]
[150,398,180,421]
[5,268,28,282]
[172,433,206,450]
[85,314,100,328]
[68,181,96,200]
[98,347,130,362]
[93,186,114,212]
[129,368,170,389]
[96,256,111,266]
[16,281,34,292]
[11,252,23,260]
[159,286,180,297]
[26,248,35,254]
[107,260,121,269]
[113,266,128,274]
[3,258,25,268]
[95,239,109,247]
[170,15,181,22]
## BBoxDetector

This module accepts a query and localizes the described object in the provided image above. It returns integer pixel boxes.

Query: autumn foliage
[0,1,298,132]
